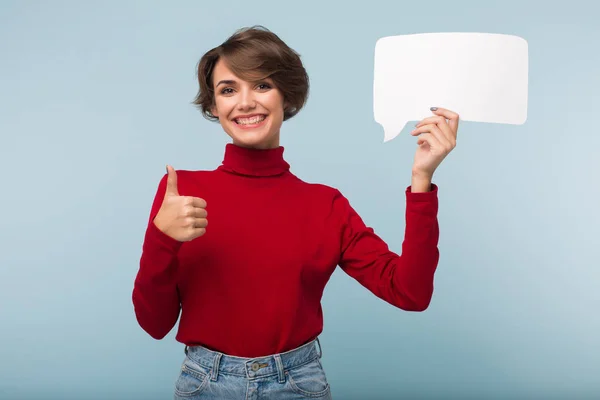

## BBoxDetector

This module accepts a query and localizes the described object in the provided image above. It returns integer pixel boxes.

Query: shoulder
[169,168,214,182]
[289,174,341,195]
[153,168,211,184]
[288,176,349,209]
[152,168,220,196]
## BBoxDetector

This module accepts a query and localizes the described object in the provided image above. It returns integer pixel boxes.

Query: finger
[415,115,447,128]
[189,197,207,209]
[186,216,207,229]
[411,124,452,150]
[415,132,443,151]
[165,165,179,196]
[195,218,208,229]
[193,208,207,219]
[415,117,455,146]
[184,205,207,218]
[430,107,459,136]
[189,227,206,239]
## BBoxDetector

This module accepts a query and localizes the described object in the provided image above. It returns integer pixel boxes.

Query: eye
[220,87,234,95]
[257,83,272,90]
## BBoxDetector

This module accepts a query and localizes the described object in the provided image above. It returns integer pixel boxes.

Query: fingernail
[430,107,438,111]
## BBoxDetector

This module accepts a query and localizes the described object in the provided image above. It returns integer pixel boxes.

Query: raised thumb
[165,165,179,196]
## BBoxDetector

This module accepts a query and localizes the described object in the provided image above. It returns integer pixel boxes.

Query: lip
[233,113,265,120]
[232,114,268,129]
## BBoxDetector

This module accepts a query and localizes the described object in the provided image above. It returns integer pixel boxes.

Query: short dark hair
[192,26,310,121]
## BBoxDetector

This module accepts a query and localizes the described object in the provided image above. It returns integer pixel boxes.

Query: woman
[132,26,458,399]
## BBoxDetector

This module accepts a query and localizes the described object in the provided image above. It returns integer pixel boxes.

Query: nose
[237,88,256,111]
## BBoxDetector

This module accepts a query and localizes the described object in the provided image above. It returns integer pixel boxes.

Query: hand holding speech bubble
[373,32,529,142]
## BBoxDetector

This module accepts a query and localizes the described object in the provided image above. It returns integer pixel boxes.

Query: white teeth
[235,115,265,125]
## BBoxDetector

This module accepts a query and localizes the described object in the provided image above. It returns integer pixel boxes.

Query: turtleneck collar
[217,143,290,177]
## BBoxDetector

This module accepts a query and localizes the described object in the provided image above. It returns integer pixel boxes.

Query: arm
[132,173,184,339]
[334,183,439,311]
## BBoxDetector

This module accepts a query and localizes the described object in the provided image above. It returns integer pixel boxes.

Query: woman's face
[210,59,285,150]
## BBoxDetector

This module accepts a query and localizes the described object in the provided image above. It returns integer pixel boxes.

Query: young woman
[133,26,459,399]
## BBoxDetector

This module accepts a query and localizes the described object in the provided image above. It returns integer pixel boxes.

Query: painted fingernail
[430,107,438,111]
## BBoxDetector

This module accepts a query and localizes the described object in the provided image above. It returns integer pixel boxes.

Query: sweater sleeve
[334,184,440,311]
[132,173,184,339]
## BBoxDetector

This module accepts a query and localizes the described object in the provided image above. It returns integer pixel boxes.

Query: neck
[217,142,290,177]
[232,136,280,150]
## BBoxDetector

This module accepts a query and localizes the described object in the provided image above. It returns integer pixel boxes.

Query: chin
[226,118,280,149]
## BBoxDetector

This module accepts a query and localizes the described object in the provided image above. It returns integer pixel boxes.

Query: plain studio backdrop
[1,1,599,399]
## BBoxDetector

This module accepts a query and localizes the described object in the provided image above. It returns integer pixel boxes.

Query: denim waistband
[184,338,322,382]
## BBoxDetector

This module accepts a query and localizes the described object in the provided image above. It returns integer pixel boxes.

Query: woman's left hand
[410,107,459,179]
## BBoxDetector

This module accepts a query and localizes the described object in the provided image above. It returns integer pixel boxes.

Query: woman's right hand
[153,165,208,242]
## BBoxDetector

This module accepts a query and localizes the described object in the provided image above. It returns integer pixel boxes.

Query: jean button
[251,363,260,371]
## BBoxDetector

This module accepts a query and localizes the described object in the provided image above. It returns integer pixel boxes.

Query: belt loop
[210,353,222,382]
[274,354,285,384]
[316,337,322,359]
[184,346,188,355]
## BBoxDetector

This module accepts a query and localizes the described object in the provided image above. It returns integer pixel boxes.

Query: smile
[233,114,267,129]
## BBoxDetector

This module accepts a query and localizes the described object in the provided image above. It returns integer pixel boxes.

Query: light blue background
[1,1,599,399]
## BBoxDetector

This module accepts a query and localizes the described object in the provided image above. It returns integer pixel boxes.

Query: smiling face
[210,59,286,150]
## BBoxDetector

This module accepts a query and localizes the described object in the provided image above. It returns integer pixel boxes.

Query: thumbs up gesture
[153,165,208,242]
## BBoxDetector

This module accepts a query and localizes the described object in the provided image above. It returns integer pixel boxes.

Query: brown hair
[192,26,309,121]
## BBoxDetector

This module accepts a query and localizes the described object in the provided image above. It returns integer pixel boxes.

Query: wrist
[411,171,432,193]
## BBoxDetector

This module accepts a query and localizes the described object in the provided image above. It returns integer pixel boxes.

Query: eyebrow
[216,79,236,87]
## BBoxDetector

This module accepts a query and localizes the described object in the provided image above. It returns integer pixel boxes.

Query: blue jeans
[174,337,332,399]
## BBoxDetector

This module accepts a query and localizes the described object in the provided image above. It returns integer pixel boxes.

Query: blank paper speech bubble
[373,32,529,142]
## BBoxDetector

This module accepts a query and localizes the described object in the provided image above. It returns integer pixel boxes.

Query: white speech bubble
[373,32,529,142]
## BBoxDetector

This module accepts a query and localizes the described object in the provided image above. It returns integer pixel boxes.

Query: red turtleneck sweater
[132,144,440,357]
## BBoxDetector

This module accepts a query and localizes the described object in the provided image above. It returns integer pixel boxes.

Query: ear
[210,104,218,118]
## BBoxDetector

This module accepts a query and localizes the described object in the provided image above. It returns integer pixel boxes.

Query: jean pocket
[285,358,331,398]
[174,359,210,397]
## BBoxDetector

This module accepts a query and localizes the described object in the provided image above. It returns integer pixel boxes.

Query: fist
[153,165,208,242]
